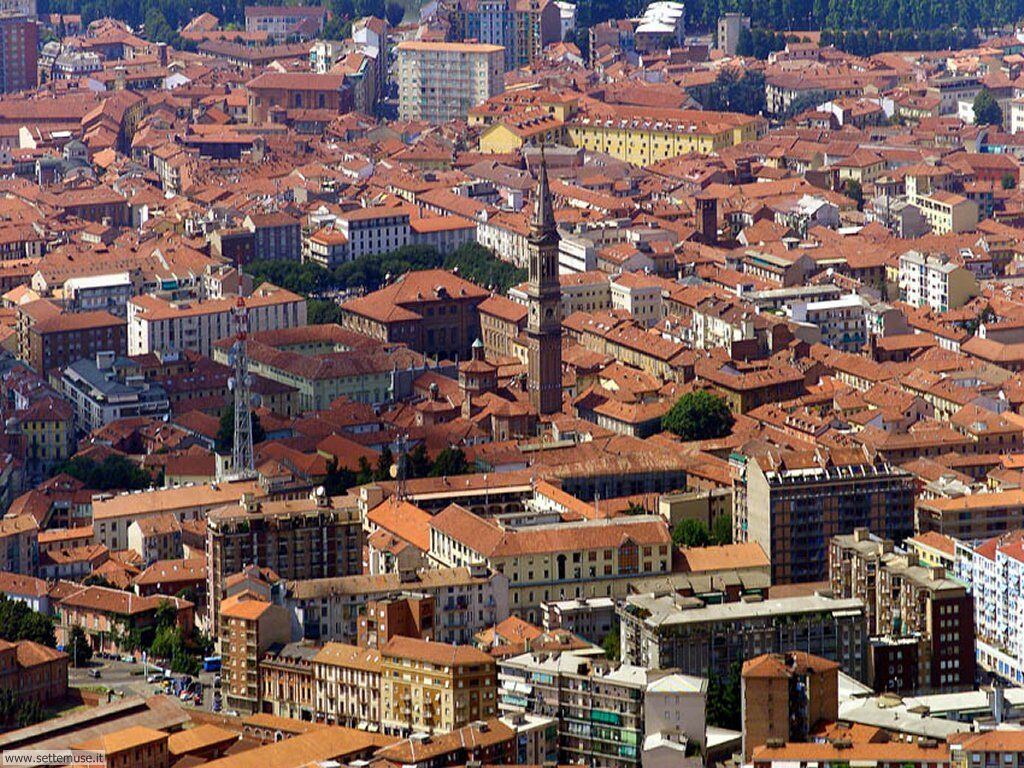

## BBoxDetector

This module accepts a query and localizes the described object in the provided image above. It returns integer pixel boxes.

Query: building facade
[206,490,364,637]
[397,42,505,123]
[380,636,497,735]
[618,592,868,681]
[734,447,916,584]
[830,528,976,693]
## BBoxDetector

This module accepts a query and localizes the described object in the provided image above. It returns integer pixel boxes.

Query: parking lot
[68,657,226,713]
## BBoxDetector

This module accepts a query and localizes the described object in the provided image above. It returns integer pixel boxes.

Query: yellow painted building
[380,636,495,735]
[566,105,767,165]
[20,396,74,480]
[479,116,565,153]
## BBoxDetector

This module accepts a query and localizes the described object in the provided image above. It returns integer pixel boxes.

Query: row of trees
[820,26,977,54]
[672,515,733,548]
[111,600,212,675]
[324,445,472,495]
[248,243,527,299]
[692,0,1016,35]
[735,27,792,59]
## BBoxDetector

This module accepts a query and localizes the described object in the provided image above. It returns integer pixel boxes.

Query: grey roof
[625,591,864,629]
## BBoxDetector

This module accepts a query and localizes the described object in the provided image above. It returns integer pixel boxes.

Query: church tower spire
[525,147,562,417]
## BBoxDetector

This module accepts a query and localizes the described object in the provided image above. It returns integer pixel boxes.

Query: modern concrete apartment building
[397,41,504,123]
[618,591,867,681]
[206,489,364,637]
[734,446,916,583]
[898,250,979,312]
[498,650,706,767]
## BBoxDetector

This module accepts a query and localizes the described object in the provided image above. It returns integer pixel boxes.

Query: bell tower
[525,148,562,416]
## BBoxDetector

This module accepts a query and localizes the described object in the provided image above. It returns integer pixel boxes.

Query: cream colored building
[911,190,979,235]
[126,283,306,357]
[92,480,265,552]
[397,41,505,123]
[313,642,382,729]
[429,506,673,623]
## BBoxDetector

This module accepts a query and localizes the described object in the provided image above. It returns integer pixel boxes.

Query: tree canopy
[0,596,56,648]
[973,89,1003,127]
[662,391,735,441]
[216,407,266,454]
[55,454,153,492]
[248,242,526,300]
[696,69,766,115]
[673,518,711,548]
[429,447,471,477]
[601,624,621,661]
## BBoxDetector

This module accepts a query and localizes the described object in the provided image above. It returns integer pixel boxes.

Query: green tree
[69,626,92,666]
[843,179,864,211]
[150,624,183,660]
[1002,173,1017,191]
[0,596,56,647]
[625,501,649,515]
[375,446,395,481]
[429,447,470,477]
[384,0,404,25]
[973,88,1003,126]
[55,455,153,492]
[711,513,733,545]
[601,624,620,661]
[662,391,734,441]
[406,443,432,478]
[672,518,711,548]
[154,599,178,630]
[307,299,344,325]
[706,661,742,729]
[324,460,356,496]
[216,407,266,454]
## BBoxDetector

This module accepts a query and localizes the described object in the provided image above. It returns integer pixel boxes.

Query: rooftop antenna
[228,257,255,480]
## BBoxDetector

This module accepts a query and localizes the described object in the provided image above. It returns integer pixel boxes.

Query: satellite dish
[227,377,235,391]
[389,464,399,479]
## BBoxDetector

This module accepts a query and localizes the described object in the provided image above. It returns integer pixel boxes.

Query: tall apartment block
[0,13,36,92]
[498,650,707,768]
[206,489,364,637]
[740,652,839,762]
[396,41,504,123]
[964,531,1024,684]
[831,528,975,693]
[733,446,916,583]
[618,591,868,681]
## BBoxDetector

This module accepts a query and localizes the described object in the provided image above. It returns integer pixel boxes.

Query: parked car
[88,669,101,679]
